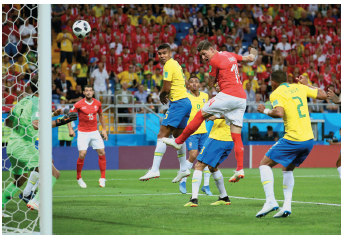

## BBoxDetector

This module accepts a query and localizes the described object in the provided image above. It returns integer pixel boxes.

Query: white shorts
[77,131,105,151]
[202,92,246,127]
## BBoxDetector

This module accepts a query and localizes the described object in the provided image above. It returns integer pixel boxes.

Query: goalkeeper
[2,75,78,212]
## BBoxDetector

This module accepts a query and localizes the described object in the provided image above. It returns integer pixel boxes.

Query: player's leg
[91,131,106,187]
[201,166,213,195]
[20,168,39,203]
[208,166,231,205]
[184,161,207,207]
[228,124,245,181]
[28,164,60,211]
[139,125,172,181]
[337,155,341,178]
[179,148,197,194]
[76,131,91,188]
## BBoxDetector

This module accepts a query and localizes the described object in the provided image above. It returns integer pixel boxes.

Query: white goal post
[38,4,52,235]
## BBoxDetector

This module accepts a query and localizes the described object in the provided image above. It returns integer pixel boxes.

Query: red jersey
[209,51,245,99]
[70,98,102,132]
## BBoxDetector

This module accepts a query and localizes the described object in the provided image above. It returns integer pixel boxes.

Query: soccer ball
[72,20,91,39]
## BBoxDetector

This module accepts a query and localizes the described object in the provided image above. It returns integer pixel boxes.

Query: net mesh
[2,4,40,234]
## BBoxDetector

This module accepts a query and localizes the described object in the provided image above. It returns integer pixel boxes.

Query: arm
[208,75,216,88]
[106,78,110,89]
[98,112,108,140]
[297,75,327,100]
[90,77,94,87]
[32,112,77,130]
[257,104,284,118]
[242,48,258,62]
[159,80,171,105]
[67,122,75,137]
[327,88,340,104]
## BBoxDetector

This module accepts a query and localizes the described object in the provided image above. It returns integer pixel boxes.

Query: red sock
[77,158,84,180]
[231,133,244,171]
[98,155,106,178]
[175,111,205,144]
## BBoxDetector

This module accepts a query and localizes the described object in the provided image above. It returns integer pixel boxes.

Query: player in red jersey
[68,85,108,188]
[163,40,257,182]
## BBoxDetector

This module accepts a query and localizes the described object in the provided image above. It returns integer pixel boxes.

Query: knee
[54,170,60,179]
[79,153,86,159]
[208,166,216,173]
[194,161,205,171]
[98,150,105,156]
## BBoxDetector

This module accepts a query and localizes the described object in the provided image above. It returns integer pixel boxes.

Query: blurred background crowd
[2,4,342,114]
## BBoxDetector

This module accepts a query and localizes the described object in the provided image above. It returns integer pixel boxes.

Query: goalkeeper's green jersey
[7,95,39,145]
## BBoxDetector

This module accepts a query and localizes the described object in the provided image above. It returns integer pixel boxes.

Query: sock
[34,176,57,202]
[203,166,211,186]
[177,143,187,172]
[231,133,244,171]
[192,170,203,199]
[175,111,205,144]
[2,183,20,208]
[181,161,193,183]
[32,178,39,192]
[282,171,294,210]
[259,165,276,204]
[212,170,228,198]
[151,139,167,172]
[77,158,84,180]
[23,171,39,196]
[98,155,106,179]
[338,166,341,179]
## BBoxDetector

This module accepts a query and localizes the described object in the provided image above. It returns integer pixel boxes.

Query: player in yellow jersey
[255,71,327,218]
[140,43,192,182]
[179,76,212,195]
[185,85,234,207]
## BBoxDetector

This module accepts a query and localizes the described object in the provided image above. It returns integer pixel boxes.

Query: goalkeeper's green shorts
[6,141,39,175]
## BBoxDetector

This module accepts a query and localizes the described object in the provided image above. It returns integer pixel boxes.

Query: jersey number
[88,114,94,120]
[230,63,241,84]
[292,96,306,118]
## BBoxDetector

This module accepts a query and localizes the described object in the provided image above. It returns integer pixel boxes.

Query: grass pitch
[2,168,341,235]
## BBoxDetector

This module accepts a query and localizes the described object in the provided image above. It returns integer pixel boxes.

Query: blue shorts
[197,138,234,168]
[161,97,192,129]
[186,133,208,151]
[266,138,314,167]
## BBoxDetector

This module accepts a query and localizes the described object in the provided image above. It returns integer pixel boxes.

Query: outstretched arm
[257,104,284,118]
[297,75,327,100]
[242,48,258,62]
[327,88,340,104]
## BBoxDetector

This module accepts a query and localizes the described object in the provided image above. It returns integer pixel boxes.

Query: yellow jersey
[270,83,318,142]
[56,32,73,52]
[14,62,29,74]
[117,71,139,87]
[209,119,233,142]
[243,79,260,92]
[187,92,208,135]
[163,58,187,102]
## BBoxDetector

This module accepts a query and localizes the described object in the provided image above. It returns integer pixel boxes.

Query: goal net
[2,4,51,234]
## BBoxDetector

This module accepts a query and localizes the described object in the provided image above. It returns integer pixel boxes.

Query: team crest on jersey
[272,100,279,107]
[203,99,206,103]
[228,57,236,62]
[164,72,168,78]
[94,105,98,110]
[189,142,192,148]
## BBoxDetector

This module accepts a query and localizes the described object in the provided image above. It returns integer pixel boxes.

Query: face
[246,83,251,90]
[60,73,66,80]
[157,48,172,64]
[122,82,128,90]
[76,85,82,92]
[255,94,261,101]
[98,63,104,70]
[138,85,144,92]
[128,65,134,72]
[188,77,200,92]
[83,87,94,99]
[199,47,216,62]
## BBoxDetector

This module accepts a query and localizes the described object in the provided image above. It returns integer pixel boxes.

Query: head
[255,93,261,102]
[246,82,251,91]
[157,43,172,64]
[76,84,82,92]
[128,64,134,73]
[197,40,217,62]
[189,28,194,35]
[199,66,205,74]
[138,84,144,93]
[83,85,94,99]
[98,62,104,71]
[271,70,287,90]
[188,77,200,93]
[267,125,273,132]
[154,85,161,93]
[60,73,66,81]
[260,84,267,93]
[122,82,128,90]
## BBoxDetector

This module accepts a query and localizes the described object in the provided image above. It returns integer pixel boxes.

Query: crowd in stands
[2,4,342,114]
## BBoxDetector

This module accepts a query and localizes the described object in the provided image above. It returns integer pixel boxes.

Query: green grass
[2,168,341,235]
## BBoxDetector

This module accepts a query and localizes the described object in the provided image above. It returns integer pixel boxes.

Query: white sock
[192,170,202,199]
[32,178,39,192]
[212,170,227,198]
[338,166,341,179]
[180,161,193,183]
[282,171,294,210]
[151,139,167,172]
[259,165,276,204]
[177,143,187,172]
[23,171,39,196]
[203,166,211,186]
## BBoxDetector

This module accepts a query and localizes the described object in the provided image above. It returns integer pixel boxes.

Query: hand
[159,93,169,105]
[53,108,63,116]
[206,115,218,121]
[296,75,308,85]
[55,112,78,127]
[69,129,75,137]
[250,48,258,57]
[101,130,108,141]
[327,88,340,104]
[257,104,266,113]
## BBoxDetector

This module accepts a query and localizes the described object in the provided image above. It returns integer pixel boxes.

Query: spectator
[134,84,149,103]
[264,126,279,141]
[141,71,156,92]
[198,19,214,36]
[14,55,31,77]
[257,21,271,42]
[181,64,190,81]
[244,82,256,103]
[261,36,275,65]
[143,9,156,24]
[200,80,209,94]
[151,85,161,104]
[88,57,99,76]
[259,8,273,27]
[250,126,261,141]
[192,12,204,32]
[248,93,262,113]
[52,4,66,33]
[196,66,206,83]
[19,16,38,54]
[224,37,234,52]
[3,19,20,57]
[75,58,89,90]
[117,64,139,89]
[90,62,110,103]
[56,25,74,68]
[243,71,260,93]
[68,84,85,104]
[275,35,292,58]
[56,96,69,111]
[286,49,300,72]
[135,63,144,83]
[115,81,133,122]
[259,84,269,102]
[55,73,72,98]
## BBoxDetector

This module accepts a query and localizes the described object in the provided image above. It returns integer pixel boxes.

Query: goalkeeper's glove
[55,112,78,127]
